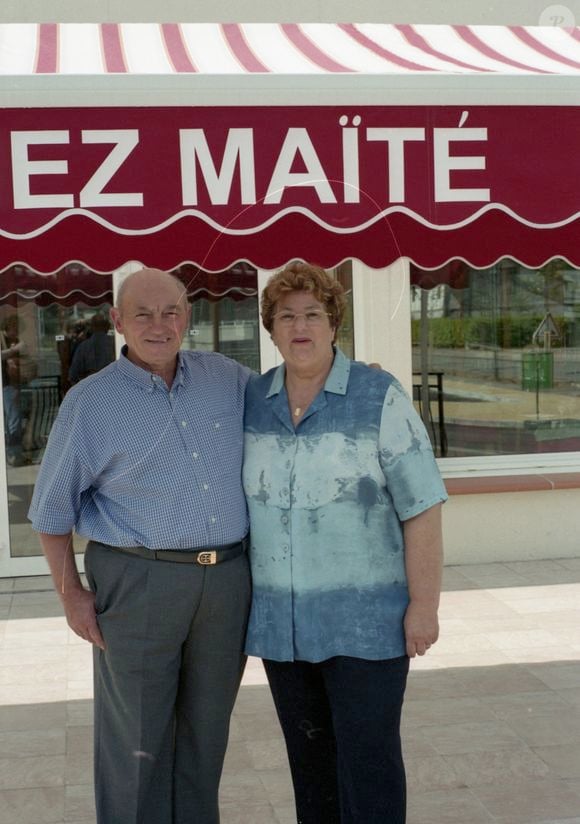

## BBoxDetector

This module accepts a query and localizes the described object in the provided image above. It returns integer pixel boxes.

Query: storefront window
[172,264,260,370]
[410,259,580,458]
[1,266,114,559]
[333,261,355,359]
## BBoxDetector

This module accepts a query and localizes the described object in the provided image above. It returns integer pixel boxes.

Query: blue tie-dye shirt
[243,348,448,663]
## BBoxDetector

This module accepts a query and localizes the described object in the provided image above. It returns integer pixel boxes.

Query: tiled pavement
[1,558,580,824]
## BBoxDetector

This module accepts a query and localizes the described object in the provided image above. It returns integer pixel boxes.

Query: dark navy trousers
[264,654,409,824]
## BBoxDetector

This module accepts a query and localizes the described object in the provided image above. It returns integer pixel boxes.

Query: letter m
[180,128,255,205]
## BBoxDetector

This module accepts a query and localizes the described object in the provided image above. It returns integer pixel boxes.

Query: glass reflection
[410,259,580,457]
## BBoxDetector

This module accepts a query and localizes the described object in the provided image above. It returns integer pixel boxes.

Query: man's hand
[62,587,106,650]
[404,600,439,657]
[38,531,106,650]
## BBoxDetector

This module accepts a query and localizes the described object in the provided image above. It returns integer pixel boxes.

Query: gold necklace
[293,407,302,417]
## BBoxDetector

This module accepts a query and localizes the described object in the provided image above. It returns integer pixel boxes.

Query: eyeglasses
[272,310,332,327]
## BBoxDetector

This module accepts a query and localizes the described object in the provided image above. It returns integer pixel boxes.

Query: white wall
[443,488,580,565]
[2,0,577,25]
[352,260,413,394]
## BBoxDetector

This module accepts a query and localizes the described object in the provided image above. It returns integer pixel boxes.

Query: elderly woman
[243,262,447,824]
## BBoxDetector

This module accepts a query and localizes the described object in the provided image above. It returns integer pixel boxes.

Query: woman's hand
[403,503,444,658]
[404,600,439,657]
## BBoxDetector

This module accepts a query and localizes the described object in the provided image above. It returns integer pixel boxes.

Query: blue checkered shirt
[29,349,251,550]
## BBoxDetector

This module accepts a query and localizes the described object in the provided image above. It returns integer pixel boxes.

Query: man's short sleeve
[28,396,94,534]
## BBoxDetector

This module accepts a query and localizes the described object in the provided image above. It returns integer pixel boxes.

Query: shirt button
[214,422,221,429]
[181,421,187,428]
[203,483,209,491]
[281,515,288,524]
[192,452,198,459]
[210,516,216,523]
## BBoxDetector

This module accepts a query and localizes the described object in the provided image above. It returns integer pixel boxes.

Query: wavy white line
[1,203,580,241]
[3,253,580,278]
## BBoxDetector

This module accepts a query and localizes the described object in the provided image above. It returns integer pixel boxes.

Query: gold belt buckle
[196,550,217,566]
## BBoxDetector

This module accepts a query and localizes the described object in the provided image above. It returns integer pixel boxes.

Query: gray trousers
[84,541,251,824]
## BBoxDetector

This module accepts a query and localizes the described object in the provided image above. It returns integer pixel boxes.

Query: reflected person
[1,314,32,466]
[69,312,115,383]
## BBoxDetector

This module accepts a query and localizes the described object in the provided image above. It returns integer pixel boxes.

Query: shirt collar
[266,346,350,399]
[117,345,185,390]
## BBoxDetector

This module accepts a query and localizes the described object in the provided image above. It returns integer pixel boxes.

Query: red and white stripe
[0,23,579,75]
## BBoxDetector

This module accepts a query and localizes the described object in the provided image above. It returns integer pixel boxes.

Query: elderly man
[29,268,251,824]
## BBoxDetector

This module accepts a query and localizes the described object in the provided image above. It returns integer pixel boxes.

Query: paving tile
[472,777,580,822]
[65,750,93,786]
[0,646,66,667]
[503,646,580,664]
[220,767,269,803]
[3,616,65,635]
[506,710,580,747]
[533,743,580,779]
[0,753,65,790]
[402,727,440,758]
[455,664,550,697]
[508,595,580,614]
[0,728,65,759]
[1,630,69,649]
[422,649,514,669]
[245,738,289,772]
[66,726,92,755]
[438,590,519,620]
[442,747,551,787]
[441,567,481,590]
[487,629,561,650]
[272,803,296,824]
[235,710,282,740]
[66,700,93,728]
[428,632,497,654]
[220,801,279,823]
[480,689,570,720]
[449,563,529,588]
[12,577,53,592]
[0,702,66,733]
[64,783,95,821]
[525,661,580,691]
[0,681,67,707]
[10,589,60,607]
[256,767,294,804]
[406,788,494,823]
[421,720,523,755]
[0,662,67,688]
[405,669,474,701]
[222,740,253,772]
[403,696,496,728]
[558,687,580,707]
[405,753,463,792]
[0,786,64,824]
[504,560,580,584]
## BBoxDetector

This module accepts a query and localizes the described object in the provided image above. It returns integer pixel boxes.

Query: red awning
[1,24,579,273]
[0,263,257,306]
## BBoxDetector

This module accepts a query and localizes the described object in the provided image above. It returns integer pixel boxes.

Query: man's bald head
[115,268,188,314]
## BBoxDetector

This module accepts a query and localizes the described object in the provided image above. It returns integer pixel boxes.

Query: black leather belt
[96,538,248,566]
